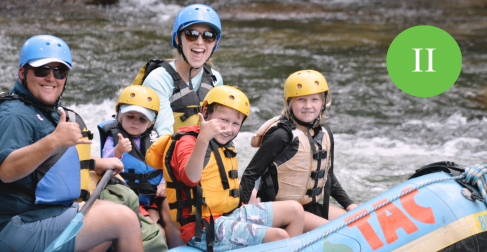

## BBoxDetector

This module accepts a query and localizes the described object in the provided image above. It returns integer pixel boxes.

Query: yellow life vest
[146,132,240,228]
[66,110,94,202]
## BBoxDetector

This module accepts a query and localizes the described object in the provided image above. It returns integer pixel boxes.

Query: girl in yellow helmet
[241,70,358,227]
[98,85,171,242]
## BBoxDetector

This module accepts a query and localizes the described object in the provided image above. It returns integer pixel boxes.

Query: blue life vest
[0,102,93,206]
[97,120,161,206]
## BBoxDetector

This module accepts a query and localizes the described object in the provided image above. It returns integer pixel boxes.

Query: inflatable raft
[168,163,487,252]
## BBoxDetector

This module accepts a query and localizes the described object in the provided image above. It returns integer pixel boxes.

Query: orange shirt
[171,125,223,243]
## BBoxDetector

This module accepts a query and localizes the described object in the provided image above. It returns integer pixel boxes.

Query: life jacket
[253,115,333,206]
[146,131,240,251]
[97,120,162,206]
[132,59,217,132]
[0,92,94,205]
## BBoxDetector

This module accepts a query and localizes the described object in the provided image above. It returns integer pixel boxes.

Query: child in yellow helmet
[146,85,311,251]
[241,70,358,226]
[98,85,172,243]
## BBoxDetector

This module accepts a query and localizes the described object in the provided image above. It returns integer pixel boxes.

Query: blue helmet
[172,4,222,51]
[18,35,72,69]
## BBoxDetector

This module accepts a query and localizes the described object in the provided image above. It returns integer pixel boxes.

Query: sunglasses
[183,29,217,43]
[26,65,69,80]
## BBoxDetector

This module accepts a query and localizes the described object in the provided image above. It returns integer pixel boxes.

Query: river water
[1,0,486,204]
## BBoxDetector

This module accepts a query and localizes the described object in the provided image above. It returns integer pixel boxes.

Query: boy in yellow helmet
[146,85,307,251]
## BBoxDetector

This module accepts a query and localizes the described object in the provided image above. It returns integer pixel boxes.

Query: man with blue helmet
[0,35,144,251]
[142,3,224,136]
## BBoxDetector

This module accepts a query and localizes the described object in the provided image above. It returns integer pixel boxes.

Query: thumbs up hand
[198,113,232,143]
[51,108,92,148]
[114,133,132,158]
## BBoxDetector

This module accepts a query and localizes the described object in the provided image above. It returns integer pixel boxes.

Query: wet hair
[281,91,331,125]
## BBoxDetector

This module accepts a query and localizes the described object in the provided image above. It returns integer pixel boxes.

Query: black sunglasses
[26,65,69,80]
[183,29,216,43]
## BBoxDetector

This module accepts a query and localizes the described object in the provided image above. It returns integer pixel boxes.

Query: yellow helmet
[201,85,250,121]
[116,85,160,115]
[283,70,329,102]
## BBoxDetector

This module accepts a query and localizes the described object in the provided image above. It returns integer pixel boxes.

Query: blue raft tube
[169,162,487,252]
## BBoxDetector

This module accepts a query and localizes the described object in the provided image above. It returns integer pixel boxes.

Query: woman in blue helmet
[143,3,224,136]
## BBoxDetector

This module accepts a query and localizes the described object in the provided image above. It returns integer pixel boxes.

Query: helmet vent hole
[46,42,50,46]
[195,8,199,10]
[130,93,135,98]
[245,102,249,107]
[297,84,302,89]
[207,9,210,11]
[297,73,301,75]
[148,97,152,102]
[229,95,235,101]
[58,44,61,47]
[315,81,319,86]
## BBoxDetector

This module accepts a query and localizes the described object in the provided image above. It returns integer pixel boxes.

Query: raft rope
[293,164,487,252]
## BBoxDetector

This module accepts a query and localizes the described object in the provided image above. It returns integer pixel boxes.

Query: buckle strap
[81,130,94,140]
[180,106,201,122]
[228,170,238,179]
[210,140,230,190]
[147,169,162,179]
[306,187,323,197]
[125,182,157,195]
[167,181,188,190]
[79,189,90,201]
[310,170,326,179]
[169,198,196,210]
[0,91,18,100]
[229,189,240,198]
[313,150,327,160]
[119,169,162,181]
[179,215,196,226]
[223,148,237,158]
[80,159,95,170]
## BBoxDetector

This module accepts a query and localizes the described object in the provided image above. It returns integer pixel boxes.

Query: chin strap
[188,67,195,91]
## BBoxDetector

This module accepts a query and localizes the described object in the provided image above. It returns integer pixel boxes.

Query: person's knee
[288,201,304,217]
[114,204,139,224]
[96,201,139,229]
[264,228,289,243]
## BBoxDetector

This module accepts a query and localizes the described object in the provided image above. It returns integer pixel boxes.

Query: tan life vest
[253,116,332,205]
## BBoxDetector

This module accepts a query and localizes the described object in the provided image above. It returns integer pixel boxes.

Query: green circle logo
[386,25,462,97]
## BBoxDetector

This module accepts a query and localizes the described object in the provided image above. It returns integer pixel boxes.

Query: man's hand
[198,113,231,143]
[93,157,124,176]
[114,133,132,158]
[52,109,92,148]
